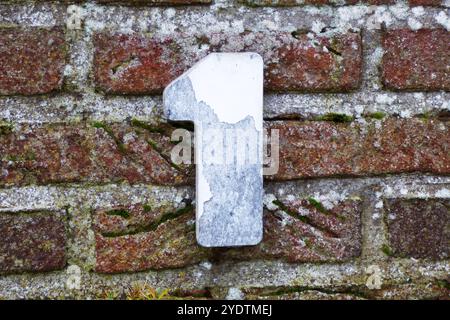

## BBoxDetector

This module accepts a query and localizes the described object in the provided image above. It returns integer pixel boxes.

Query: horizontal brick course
[384,198,450,260]
[381,29,450,91]
[95,205,208,273]
[268,118,449,180]
[95,198,362,273]
[0,28,66,95]
[0,212,66,273]
[408,0,444,6]
[221,198,362,263]
[1,118,448,187]
[94,31,362,94]
[0,122,190,187]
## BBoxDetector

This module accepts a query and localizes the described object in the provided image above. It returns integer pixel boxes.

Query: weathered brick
[408,0,443,6]
[95,203,209,273]
[221,198,362,263]
[94,31,362,94]
[0,122,191,187]
[241,0,394,5]
[94,34,187,95]
[268,118,449,180]
[0,212,66,273]
[264,32,362,92]
[95,198,361,273]
[381,29,450,91]
[0,28,66,95]
[1,118,448,187]
[384,199,450,260]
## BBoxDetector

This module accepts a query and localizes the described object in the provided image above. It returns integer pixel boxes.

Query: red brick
[268,118,449,180]
[264,32,362,92]
[408,0,443,6]
[94,34,187,95]
[94,31,362,94]
[221,198,362,263]
[0,212,66,273]
[0,122,191,187]
[385,199,449,260]
[1,118,448,187]
[381,29,450,91]
[94,204,209,273]
[0,28,66,95]
[95,198,362,273]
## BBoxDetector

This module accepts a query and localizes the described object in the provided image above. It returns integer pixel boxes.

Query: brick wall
[0,0,449,300]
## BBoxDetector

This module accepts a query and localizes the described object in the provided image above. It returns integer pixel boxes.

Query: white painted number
[163,53,264,247]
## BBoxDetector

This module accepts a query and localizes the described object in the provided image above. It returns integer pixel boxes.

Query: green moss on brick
[130,118,165,134]
[102,204,194,238]
[272,199,309,223]
[151,204,193,229]
[143,204,152,212]
[106,209,131,219]
[366,112,386,120]
[316,113,354,123]
[147,138,160,151]
[436,279,450,290]
[418,111,432,121]
[307,197,327,214]
[4,151,36,163]
[0,121,13,136]
[381,244,394,256]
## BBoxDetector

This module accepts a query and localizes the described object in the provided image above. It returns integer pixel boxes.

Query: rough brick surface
[221,199,362,263]
[385,199,450,260]
[0,28,66,95]
[408,0,443,6]
[0,213,66,273]
[94,34,187,95]
[381,29,450,91]
[94,198,361,273]
[94,31,362,94]
[268,118,449,180]
[264,32,362,92]
[1,118,448,187]
[0,122,191,187]
[95,204,209,273]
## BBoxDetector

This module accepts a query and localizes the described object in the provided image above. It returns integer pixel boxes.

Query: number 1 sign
[163,53,264,247]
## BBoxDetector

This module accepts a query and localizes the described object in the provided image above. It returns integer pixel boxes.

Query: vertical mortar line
[65,3,96,100]
[66,204,97,272]
[359,181,390,266]
[63,3,98,280]
[360,29,384,93]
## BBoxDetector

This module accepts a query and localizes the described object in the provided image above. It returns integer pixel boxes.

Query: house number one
[163,53,264,247]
